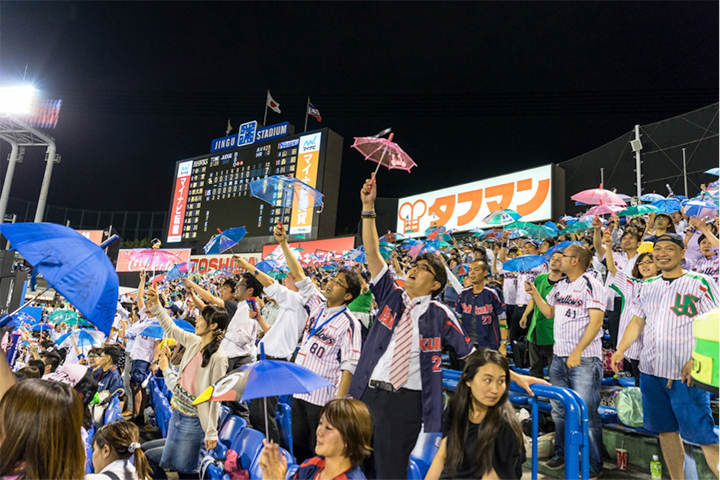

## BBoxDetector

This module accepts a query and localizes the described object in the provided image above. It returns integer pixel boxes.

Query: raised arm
[182,278,224,307]
[603,232,617,276]
[592,216,606,259]
[691,216,719,248]
[137,271,146,310]
[273,223,306,283]
[234,255,275,288]
[498,231,509,263]
[360,177,387,279]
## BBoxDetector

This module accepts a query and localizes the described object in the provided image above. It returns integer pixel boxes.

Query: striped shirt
[294,278,362,407]
[129,308,156,363]
[546,273,606,358]
[498,267,518,305]
[602,250,639,309]
[629,272,719,380]
[688,256,719,285]
[605,270,643,360]
[515,263,549,306]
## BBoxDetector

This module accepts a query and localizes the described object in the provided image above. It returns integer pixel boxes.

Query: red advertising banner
[261,236,355,263]
[116,249,192,272]
[167,160,193,243]
[190,253,261,274]
[76,230,104,245]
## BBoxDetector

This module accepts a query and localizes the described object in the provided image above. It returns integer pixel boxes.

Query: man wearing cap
[593,216,641,345]
[611,233,719,480]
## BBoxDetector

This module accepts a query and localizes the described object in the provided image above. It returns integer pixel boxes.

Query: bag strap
[104,472,121,480]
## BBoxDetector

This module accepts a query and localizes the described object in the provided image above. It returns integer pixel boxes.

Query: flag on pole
[308,101,322,122]
[266,91,281,114]
[226,118,233,136]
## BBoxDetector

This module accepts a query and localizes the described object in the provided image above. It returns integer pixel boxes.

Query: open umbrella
[619,204,660,217]
[379,232,406,243]
[426,230,453,242]
[651,198,683,214]
[500,255,547,272]
[57,328,106,348]
[5,312,37,328]
[193,345,332,437]
[570,185,627,206]
[558,222,593,236]
[0,223,119,335]
[482,209,522,227]
[639,193,665,203]
[683,199,718,220]
[585,204,624,216]
[351,132,417,179]
[544,241,582,262]
[255,259,278,274]
[31,323,54,332]
[130,248,180,271]
[49,309,81,326]
[509,229,529,239]
[203,227,247,255]
[705,168,720,176]
[346,249,367,264]
[165,262,196,282]
[249,176,324,224]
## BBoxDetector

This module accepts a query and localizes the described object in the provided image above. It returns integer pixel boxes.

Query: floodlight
[0,85,37,115]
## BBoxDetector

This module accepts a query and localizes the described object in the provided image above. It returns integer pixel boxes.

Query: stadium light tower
[0,84,60,224]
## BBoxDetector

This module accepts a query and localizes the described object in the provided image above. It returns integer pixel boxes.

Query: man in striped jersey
[273,223,363,464]
[684,216,719,285]
[525,244,606,476]
[611,233,719,479]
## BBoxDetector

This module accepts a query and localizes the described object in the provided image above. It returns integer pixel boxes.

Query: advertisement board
[190,253,262,274]
[76,230,104,245]
[261,236,355,264]
[116,249,192,272]
[396,165,553,236]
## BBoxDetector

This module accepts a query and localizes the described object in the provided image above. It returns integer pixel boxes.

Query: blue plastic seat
[249,446,293,479]
[218,405,232,431]
[407,430,441,480]
[275,401,294,458]
[286,464,300,479]
[206,463,228,480]
[158,396,171,437]
[230,427,266,469]
[85,425,96,474]
[218,415,248,450]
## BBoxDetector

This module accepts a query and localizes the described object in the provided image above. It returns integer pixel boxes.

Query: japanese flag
[267,91,281,114]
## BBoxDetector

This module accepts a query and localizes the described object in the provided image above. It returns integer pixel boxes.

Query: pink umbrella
[585,203,624,216]
[571,184,627,206]
[351,132,417,178]
[129,249,180,271]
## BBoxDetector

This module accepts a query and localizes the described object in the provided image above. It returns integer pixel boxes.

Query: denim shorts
[130,359,150,384]
[640,373,719,445]
[159,409,206,473]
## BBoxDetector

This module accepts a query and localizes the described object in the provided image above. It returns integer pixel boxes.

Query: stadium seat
[286,464,300,479]
[278,395,292,406]
[231,427,266,469]
[275,401,294,458]
[407,430,442,480]
[218,415,247,450]
[218,405,232,430]
[205,463,229,480]
[158,395,171,437]
[249,446,293,479]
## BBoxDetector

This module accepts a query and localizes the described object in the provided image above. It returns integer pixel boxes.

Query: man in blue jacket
[349,177,549,479]
[95,344,125,397]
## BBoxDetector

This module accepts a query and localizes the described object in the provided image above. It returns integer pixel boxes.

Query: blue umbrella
[509,229,529,239]
[640,193,665,203]
[705,168,719,176]
[193,344,332,436]
[31,323,54,332]
[6,312,38,328]
[174,319,195,333]
[544,221,559,233]
[346,249,367,264]
[255,259,278,274]
[544,241,582,263]
[249,176,324,211]
[0,223,119,335]
[165,262,195,281]
[139,321,165,339]
[204,227,247,255]
[501,255,547,272]
[683,199,718,219]
[651,198,682,214]
[56,328,106,348]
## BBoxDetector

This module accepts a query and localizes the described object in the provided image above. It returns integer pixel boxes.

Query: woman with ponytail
[426,348,526,480]
[146,288,229,478]
[87,421,152,480]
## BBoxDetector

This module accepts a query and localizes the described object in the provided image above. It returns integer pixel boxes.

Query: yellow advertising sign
[692,351,714,386]
[290,132,322,234]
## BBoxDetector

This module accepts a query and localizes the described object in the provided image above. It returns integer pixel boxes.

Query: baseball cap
[653,233,684,249]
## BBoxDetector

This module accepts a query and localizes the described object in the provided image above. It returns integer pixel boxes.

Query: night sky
[0,1,717,234]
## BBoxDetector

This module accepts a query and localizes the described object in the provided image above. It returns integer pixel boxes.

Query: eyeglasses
[235,283,248,289]
[328,276,348,290]
[561,254,576,259]
[410,262,437,280]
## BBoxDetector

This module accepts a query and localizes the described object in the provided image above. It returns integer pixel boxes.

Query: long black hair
[200,305,229,368]
[445,348,524,478]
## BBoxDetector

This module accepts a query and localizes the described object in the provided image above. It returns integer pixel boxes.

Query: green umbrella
[505,222,556,240]
[618,204,660,217]
[49,309,80,326]
[559,221,593,235]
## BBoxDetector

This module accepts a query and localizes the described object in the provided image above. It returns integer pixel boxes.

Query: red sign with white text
[76,230,104,245]
[190,253,261,274]
[167,160,193,243]
[116,249,192,272]
[262,236,355,264]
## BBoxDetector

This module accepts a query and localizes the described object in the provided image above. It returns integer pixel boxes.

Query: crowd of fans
[0,177,717,480]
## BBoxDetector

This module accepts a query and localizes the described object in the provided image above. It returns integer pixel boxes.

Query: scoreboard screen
[166,128,333,248]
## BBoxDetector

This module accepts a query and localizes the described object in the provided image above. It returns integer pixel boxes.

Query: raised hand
[273,222,287,245]
[361,177,377,207]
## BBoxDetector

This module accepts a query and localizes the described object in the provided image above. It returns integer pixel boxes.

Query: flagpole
[304,97,310,133]
[263,90,269,127]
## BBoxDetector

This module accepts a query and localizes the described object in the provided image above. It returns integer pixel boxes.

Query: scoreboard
[166,126,343,252]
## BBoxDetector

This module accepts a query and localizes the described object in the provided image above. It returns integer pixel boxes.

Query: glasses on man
[235,283,248,289]
[410,262,437,280]
[328,276,349,290]
[561,254,576,259]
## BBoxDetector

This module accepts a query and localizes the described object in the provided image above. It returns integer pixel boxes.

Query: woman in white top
[87,420,152,480]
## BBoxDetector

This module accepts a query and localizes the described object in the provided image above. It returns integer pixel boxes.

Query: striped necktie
[389,296,416,390]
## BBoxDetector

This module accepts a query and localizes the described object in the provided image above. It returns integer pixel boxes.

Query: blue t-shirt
[293,456,366,479]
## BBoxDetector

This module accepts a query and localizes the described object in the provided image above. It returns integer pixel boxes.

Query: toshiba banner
[116,249,192,272]
[397,165,553,236]
[190,253,262,274]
